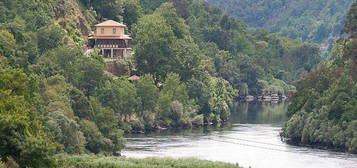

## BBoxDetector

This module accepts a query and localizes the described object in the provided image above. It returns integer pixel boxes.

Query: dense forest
[0,0,331,167]
[282,2,357,153]
[205,0,354,47]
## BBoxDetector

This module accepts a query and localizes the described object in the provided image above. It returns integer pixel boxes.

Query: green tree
[96,79,138,120]
[79,120,113,154]
[0,30,16,58]
[123,0,142,28]
[71,55,106,96]
[88,0,124,21]
[136,74,159,113]
[90,97,125,154]
[37,25,65,53]
[134,13,176,80]
[0,68,57,167]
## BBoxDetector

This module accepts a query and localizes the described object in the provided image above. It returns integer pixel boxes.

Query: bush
[192,114,204,126]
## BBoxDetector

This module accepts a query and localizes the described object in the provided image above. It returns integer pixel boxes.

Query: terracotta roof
[128,75,140,81]
[95,20,127,27]
[89,35,132,40]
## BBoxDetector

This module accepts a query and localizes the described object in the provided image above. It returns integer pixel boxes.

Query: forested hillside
[205,0,354,46]
[0,0,322,167]
[282,2,357,153]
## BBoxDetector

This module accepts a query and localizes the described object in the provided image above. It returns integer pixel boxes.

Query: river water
[122,102,357,168]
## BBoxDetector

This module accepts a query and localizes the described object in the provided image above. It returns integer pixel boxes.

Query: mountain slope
[204,0,354,46]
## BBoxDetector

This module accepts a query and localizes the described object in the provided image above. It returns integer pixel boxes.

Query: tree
[91,0,124,21]
[172,37,202,80]
[239,83,249,96]
[32,47,81,78]
[37,25,65,53]
[71,55,106,96]
[158,73,197,125]
[79,120,113,154]
[90,97,125,154]
[70,88,94,119]
[187,73,237,124]
[95,79,138,120]
[40,75,86,154]
[46,111,86,154]
[0,68,57,167]
[0,30,16,58]
[160,73,190,105]
[154,3,189,38]
[123,0,142,28]
[136,74,159,113]
[134,13,176,80]
[134,3,200,80]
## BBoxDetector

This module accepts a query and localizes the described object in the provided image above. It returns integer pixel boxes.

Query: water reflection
[122,102,357,168]
[230,102,287,124]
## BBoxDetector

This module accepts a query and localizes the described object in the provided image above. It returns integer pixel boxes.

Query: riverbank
[122,102,357,168]
[60,155,242,168]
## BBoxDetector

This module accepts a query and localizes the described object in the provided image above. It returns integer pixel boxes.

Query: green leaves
[134,2,201,81]
[0,68,58,167]
[282,4,357,152]
[89,0,124,21]
[0,30,16,58]
[136,74,159,113]
[134,12,176,79]
[96,78,138,117]
[37,25,65,54]
[206,0,355,43]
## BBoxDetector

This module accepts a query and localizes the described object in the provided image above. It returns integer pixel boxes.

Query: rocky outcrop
[54,0,92,38]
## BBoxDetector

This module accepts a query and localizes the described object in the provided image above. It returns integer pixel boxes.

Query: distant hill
[204,0,354,45]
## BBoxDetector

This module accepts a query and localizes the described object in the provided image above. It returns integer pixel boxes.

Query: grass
[103,58,118,63]
[60,155,242,168]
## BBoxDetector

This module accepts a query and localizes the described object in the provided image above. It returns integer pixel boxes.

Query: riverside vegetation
[282,2,357,153]
[0,0,349,167]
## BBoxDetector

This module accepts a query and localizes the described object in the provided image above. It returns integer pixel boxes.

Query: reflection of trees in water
[231,102,248,123]
[125,103,288,139]
[231,102,288,124]
[259,103,287,124]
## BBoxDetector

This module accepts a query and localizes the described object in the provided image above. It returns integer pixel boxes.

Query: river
[122,102,357,168]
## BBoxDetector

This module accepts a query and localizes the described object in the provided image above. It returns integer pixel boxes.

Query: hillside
[204,0,354,46]
[0,0,325,167]
[282,2,357,153]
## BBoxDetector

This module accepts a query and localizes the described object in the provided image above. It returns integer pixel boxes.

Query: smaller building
[88,20,132,59]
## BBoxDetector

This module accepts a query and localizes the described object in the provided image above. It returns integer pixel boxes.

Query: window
[101,28,104,34]
[113,28,117,34]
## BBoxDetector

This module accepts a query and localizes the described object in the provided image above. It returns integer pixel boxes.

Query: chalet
[88,20,132,59]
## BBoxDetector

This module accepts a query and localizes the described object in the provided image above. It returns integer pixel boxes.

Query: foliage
[95,78,138,118]
[135,74,159,114]
[40,75,86,154]
[0,30,16,57]
[158,73,197,127]
[282,3,357,153]
[37,25,66,53]
[61,155,242,168]
[123,0,142,29]
[133,3,200,81]
[0,68,58,167]
[81,0,124,21]
[187,73,237,124]
[0,0,342,165]
[205,0,355,44]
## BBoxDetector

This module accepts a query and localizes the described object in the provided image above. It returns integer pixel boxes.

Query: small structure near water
[88,20,132,59]
[243,94,287,102]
